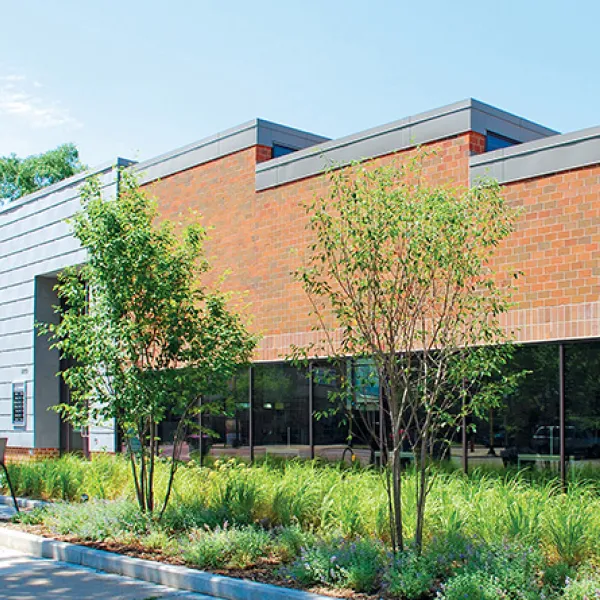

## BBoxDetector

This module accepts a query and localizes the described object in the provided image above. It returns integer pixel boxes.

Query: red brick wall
[146,134,475,360]
[469,131,486,155]
[4,447,60,463]
[146,132,599,360]
[496,166,600,343]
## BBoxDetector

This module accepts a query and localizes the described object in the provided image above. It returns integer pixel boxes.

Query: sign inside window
[12,382,25,425]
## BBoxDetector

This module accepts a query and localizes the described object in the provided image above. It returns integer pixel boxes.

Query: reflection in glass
[312,361,348,446]
[470,344,560,468]
[565,342,600,467]
[253,363,309,446]
[195,369,251,459]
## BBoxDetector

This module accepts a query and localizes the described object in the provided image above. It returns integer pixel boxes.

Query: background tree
[0,143,85,204]
[294,153,521,553]
[40,171,257,515]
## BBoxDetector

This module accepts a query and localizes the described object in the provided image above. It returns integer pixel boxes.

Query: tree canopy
[294,152,521,552]
[0,143,85,204]
[40,170,257,514]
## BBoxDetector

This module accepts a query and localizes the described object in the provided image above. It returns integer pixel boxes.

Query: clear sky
[1,0,598,167]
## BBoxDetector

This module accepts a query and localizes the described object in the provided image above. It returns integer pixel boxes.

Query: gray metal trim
[470,98,558,140]
[133,120,259,185]
[469,125,600,184]
[256,118,329,149]
[255,98,558,191]
[133,119,329,185]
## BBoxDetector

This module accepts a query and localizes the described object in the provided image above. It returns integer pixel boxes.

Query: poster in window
[12,382,26,426]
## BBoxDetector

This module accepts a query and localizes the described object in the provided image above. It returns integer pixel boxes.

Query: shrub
[272,526,316,563]
[288,538,384,593]
[543,495,594,566]
[384,552,436,599]
[210,476,260,526]
[160,500,214,532]
[562,568,600,600]
[42,500,150,540]
[541,561,577,595]
[441,571,503,600]
[183,525,272,569]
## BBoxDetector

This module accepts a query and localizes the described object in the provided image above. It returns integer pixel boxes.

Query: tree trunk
[414,430,429,553]
[126,435,144,511]
[147,418,155,513]
[139,421,147,512]
[391,449,403,552]
[159,398,196,520]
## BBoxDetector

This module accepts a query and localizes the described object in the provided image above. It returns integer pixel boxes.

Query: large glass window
[565,342,600,467]
[469,344,560,468]
[253,363,309,447]
[203,368,251,457]
[157,369,251,461]
[312,361,349,447]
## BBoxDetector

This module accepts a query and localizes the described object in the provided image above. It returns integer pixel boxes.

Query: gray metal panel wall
[0,166,119,449]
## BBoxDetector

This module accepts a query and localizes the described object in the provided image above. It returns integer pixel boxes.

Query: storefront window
[565,342,600,468]
[253,363,310,447]
[313,361,349,447]
[469,343,560,468]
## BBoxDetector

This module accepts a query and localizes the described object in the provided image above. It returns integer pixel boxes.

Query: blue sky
[1,1,598,167]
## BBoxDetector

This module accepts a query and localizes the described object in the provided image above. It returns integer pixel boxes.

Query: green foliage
[440,571,502,600]
[184,525,273,569]
[562,566,600,600]
[384,552,436,598]
[288,538,384,593]
[541,561,576,594]
[0,143,85,203]
[210,475,260,525]
[43,500,151,539]
[38,171,257,513]
[4,453,131,501]
[294,151,521,552]
[6,456,600,596]
[542,492,593,565]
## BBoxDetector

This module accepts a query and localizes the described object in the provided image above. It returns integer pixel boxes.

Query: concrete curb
[0,527,331,600]
[0,494,47,509]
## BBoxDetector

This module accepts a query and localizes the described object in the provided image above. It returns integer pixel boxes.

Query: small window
[486,131,519,152]
[272,144,297,159]
[12,382,26,426]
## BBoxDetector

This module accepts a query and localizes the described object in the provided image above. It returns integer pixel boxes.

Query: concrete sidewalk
[0,547,217,600]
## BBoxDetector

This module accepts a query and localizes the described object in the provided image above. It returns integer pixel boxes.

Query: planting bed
[2,455,600,598]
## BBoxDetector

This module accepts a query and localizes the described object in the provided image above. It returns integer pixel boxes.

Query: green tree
[40,170,257,515]
[294,152,521,553]
[0,143,85,204]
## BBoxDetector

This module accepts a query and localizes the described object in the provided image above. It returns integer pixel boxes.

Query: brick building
[1,99,598,468]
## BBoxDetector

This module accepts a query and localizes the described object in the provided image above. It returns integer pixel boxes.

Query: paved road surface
[0,547,218,600]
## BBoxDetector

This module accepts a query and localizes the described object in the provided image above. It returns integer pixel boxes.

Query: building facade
[1,99,598,470]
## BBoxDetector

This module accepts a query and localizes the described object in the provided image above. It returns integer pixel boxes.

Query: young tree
[295,153,521,553]
[40,171,257,515]
[0,143,85,204]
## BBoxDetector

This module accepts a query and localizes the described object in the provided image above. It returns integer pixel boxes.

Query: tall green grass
[4,454,600,566]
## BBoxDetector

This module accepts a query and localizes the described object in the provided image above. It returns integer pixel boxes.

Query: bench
[517,453,574,470]
[0,438,19,512]
[265,447,302,458]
